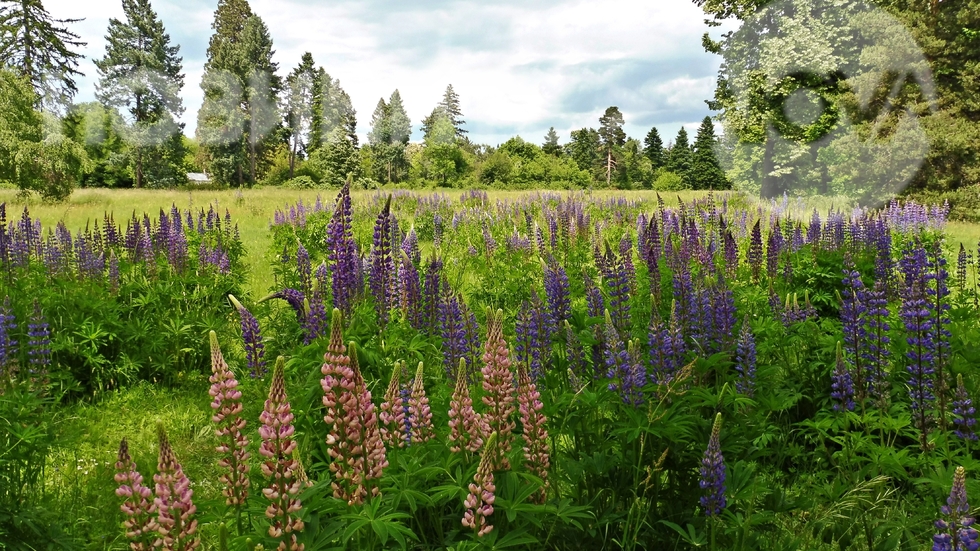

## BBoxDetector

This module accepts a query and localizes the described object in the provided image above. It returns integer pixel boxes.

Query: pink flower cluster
[208,331,249,508]
[481,309,517,470]
[409,362,434,443]
[448,358,487,455]
[153,426,199,551]
[259,357,305,550]
[462,432,498,537]
[379,362,407,447]
[321,309,387,505]
[114,438,157,551]
[517,364,550,503]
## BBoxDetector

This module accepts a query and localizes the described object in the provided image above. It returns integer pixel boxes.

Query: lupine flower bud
[229,295,266,378]
[481,309,517,471]
[115,438,157,550]
[408,362,434,443]
[154,424,199,550]
[517,364,549,503]
[699,413,726,518]
[379,362,406,447]
[259,357,305,550]
[262,289,307,324]
[208,331,249,509]
[735,318,756,398]
[449,358,487,454]
[953,374,978,442]
[462,432,498,537]
[933,466,980,551]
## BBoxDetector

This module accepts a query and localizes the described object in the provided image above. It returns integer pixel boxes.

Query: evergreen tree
[196,0,280,187]
[440,83,465,137]
[542,127,561,156]
[0,0,85,111]
[95,0,186,188]
[284,52,315,178]
[691,116,728,190]
[387,89,410,145]
[598,106,626,187]
[666,126,692,186]
[643,126,665,169]
[367,97,390,146]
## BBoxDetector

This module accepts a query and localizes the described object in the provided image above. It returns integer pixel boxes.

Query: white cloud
[44,0,730,146]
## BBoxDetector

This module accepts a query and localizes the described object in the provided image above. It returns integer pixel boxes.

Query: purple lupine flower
[297,243,312,297]
[515,293,552,382]
[766,221,783,280]
[648,307,677,385]
[700,413,727,517]
[229,295,266,378]
[327,182,360,317]
[708,277,736,354]
[584,273,604,319]
[722,226,738,281]
[440,290,469,380]
[929,241,953,430]
[533,223,546,255]
[603,310,643,405]
[957,243,969,291]
[933,466,980,551]
[735,318,756,397]
[481,223,498,257]
[399,251,422,329]
[27,300,50,390]
[369,196,396,326]
[619,235,635,292]
[953,374,978,442]
[0,297,17,382]
[831,342,855,412]
[543,260,570,332]
[862,279,891,404]
[841,263,869,403]
[601,244,631,334]
[0,203,9,269]
[900,240,936,447]
[433,213,443,248]
[749,219,763,282]
[402,228,421,266]
[305,288,328,346]
[265,288,307,324]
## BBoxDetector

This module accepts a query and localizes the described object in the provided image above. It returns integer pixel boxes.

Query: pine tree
[284,52,315,178]
[643,126,665,170]
[566,127,602,183]
[666,126,692,186]
[367,97,390,147]
[598,106,626,187]
[387,89,410,145]
[95,0,186,188]
[0,0,85,111]
[439,84,466,137]
[240,15,279,185]
[691,116,728,190]
[542,127,561,156]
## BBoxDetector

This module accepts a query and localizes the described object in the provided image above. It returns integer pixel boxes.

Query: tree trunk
[136,147,143,189]
[606,148,612,187]
[289,136,297,179]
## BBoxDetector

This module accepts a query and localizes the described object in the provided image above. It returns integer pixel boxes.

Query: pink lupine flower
[208,331,249,511]
[517,364,550,503]
[449,358,487,455]
[321,308,367,505]
[408,361,434,443]
[379,361,406,448]
[114,438,157,550]
[350,342,388,497]
[462,432,498,537]
[154,425,199,551]
[481,309,517,470]
[259,357,305,551]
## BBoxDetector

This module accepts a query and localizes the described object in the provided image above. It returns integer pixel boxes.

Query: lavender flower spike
[229,295,266,378]
[933,466,980,551]
[700,413,726,518]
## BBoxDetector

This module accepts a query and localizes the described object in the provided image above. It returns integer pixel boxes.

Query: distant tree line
[0,0,975,200]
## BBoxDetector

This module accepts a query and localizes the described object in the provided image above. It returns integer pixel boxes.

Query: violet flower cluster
[934,466,980,551]
[0,296,17,382]
[953,374,978,442]
[326,182,361,317]
[543,259,571,332]
[900,240,937,444]
[604,310,644,405]
[831,343,855,412]
[700,413,727,518]
[27,300,50,390]
[229,295,266,378]
[369,196,397,325]
[515,292,552,382]
[735,318,756,398]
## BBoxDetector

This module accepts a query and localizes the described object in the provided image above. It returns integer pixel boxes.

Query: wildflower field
[2,187,980,550]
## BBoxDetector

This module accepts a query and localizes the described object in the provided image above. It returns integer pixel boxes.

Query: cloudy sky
[46,0,731,147]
